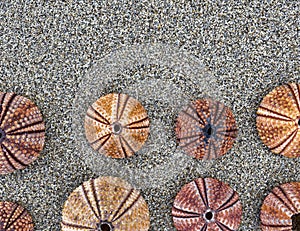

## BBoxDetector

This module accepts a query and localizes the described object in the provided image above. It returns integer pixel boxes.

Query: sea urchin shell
[175,99,238,160]
[257,82,300,158]
[85,93,150,158]
[0,201,34,231]
[260,182,300,231]
[172,177,242,231]
[0,92,45,174]
[61,176,150,231]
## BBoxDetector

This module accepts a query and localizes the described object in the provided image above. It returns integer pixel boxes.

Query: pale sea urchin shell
[0,92,45,174]
[85,93,150,158]
[257,83,300,158]
[172,178,242,231]
[175,99,238,160]
[61,176,150,231]
[0,201,34,231]
[260,182,300,231]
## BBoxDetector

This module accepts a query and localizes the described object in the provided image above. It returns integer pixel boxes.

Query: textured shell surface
[85,93,150,158]
[61,176,150,231]
[175,99,238,160]
[257,82,300,158]
[260,182,300,231]
[0,201,34,231]
[172,177,242,231]
[0,92,45,174]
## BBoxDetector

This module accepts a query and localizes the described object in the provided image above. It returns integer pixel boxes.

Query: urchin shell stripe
[287,83,300,112]
[8,129,45,136]
[187,104,205,125]
[61,221,94,230]
[6,119,44,134]
[91,179,102,219]
[111,191,141,222]
[120,135,136,154]
[86,112,109,125]
[0,93,17,127]
[6,206,26,229]
[271,186,298,213]
[4,203,19,229]
[270,129,298,152]
[258,106,293,121]
[117,94,129,120]
[216,191,239,212]
[88,105,110,125]
[81,184,100,219]
[216,220,235,231]
[0,93,6,115]
[172,206,201,218]
[119,136,128,158]
[111,189,135,221]
[261,222,292,228]
[200,223,208,231]
[195,179,209,208]
[124,116,149,128]
[1,143,27,168]
[89,133,111,146]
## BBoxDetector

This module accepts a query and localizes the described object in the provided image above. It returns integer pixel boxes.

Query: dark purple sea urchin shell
[0,92,45,174]
[175,99,238,160]
[0,201,34,231]
[172,178,242,231]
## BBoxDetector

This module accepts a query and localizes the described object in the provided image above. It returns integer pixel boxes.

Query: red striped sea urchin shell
[85,93,150,158]
[260,182,300,231]
[61,176,150,231]
[0,92,45,174]
[175,99,238,160]
[0,201,34,231]
[172,177,242,231]
[257,83,300,158]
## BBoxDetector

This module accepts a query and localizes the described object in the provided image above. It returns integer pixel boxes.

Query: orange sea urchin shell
[85,93,150,158]
[172,177,242,231]
[0,92,45,174]
[257,82,300,158]
[61,176,150,231]
[175,99,238,160]
[0,201,34,231]
[260,182,300,230]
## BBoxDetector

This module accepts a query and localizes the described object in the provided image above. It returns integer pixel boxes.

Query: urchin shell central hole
[292,213,300,231]
[0,128,6,143]
[207,127,213,136]
[112,123,122,134]
[298,119,300,127]
[204,124,214,138]
[205,211,213,221]
[98,222,113,231]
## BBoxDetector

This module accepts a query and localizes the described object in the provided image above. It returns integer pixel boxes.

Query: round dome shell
[85,93,150,158]
[257,82,300,158]
[175,99,238,160]
[0,201,34,231]
[0,92,45,174]
[172,178,242,231]
[61,176,150,231]
[260,182,300,230]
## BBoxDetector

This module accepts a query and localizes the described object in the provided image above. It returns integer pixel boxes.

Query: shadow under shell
[175,99,238,160]
[85,93,150,158]
[0,92,45,174]
[260,182,300,231]
[61,176,150,231]
[172,177,242,231]
[0,201,34,230]
[257,82,300,158]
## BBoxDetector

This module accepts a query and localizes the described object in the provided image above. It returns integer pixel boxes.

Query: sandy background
[0,1,299,230]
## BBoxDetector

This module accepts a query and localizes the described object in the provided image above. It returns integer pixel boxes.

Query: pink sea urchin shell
[172,177,242,231]
[0,201,34,231]
[61,176,150,231]
[0,92,45,174]
[175,99,238,160]
[257,82,300,158]
[85,93,150,158]
[260,182,300,231]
